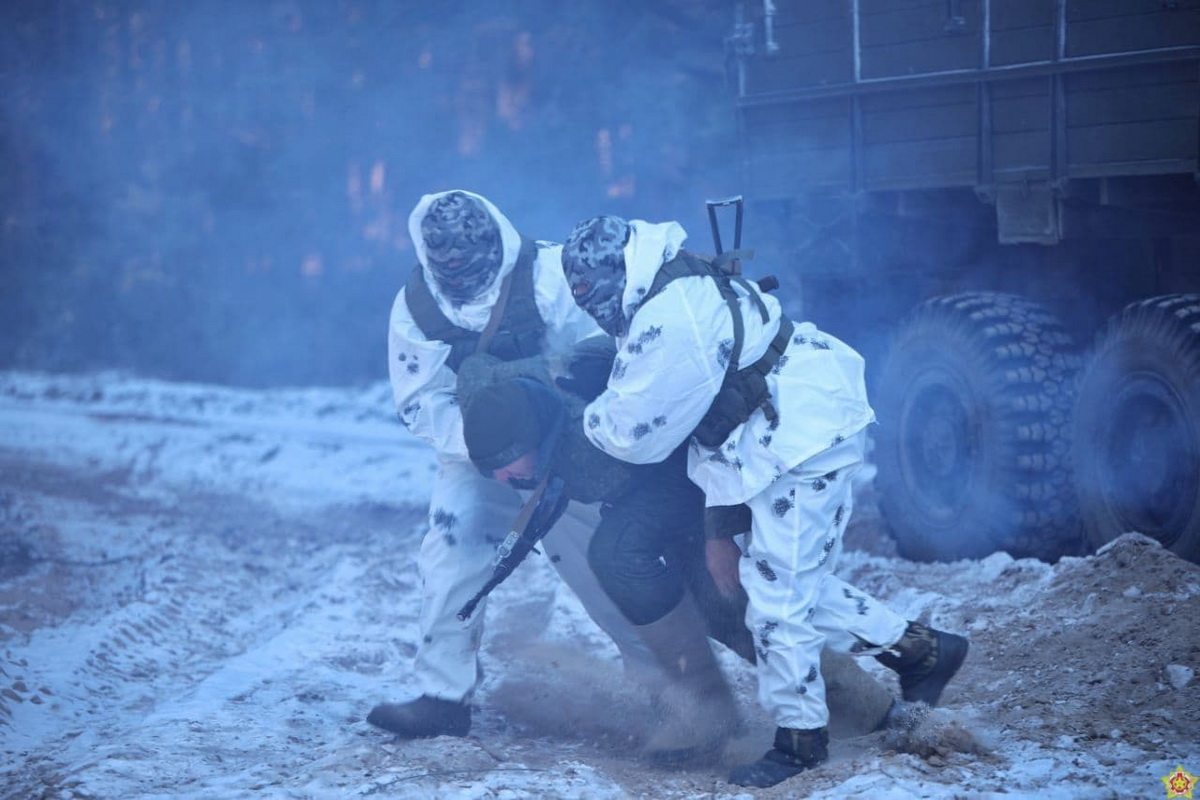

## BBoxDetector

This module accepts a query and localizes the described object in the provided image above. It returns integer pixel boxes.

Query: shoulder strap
[644,252,704,300]
[404,263,458,343]
[645,251,752,372]
[477,271,514,353]
[496,237,543,343]
[710,248,755,273]
[731,275,769,325]
[404,237,542,369]
[697,249,769,325]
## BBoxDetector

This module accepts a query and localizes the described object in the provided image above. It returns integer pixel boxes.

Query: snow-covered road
[1,371,1197,799]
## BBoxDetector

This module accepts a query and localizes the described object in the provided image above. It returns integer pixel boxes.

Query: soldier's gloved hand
[457,353,552,411]
[456,352,503,412]
[493,354,552,386]
[555,335,617,401]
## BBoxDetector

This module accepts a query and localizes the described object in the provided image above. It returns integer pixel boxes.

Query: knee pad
[588,525,684,626]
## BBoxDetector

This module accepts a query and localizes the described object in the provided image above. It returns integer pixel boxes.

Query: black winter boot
[729,727,828,788]
[876,620,969,706]
[366,695,470,738]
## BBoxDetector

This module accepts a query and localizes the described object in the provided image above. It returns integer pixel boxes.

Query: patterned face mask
[421,192,503,304]
[562,215,630,337]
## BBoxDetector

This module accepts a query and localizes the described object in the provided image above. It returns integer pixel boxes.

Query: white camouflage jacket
[388,190,601,462]
[582,221,876,506]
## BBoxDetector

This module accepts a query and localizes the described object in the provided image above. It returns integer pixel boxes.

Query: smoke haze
[2,0,738,386]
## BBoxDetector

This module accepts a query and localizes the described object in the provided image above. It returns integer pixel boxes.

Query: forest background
[2,0,738,386]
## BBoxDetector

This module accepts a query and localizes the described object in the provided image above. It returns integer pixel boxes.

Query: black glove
[704,503,753,539]
[555,336,618,401]
[457,352,551,411]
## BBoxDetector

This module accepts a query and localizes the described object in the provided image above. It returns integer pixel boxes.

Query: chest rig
[405,237,546,372]
[641,250,794,448]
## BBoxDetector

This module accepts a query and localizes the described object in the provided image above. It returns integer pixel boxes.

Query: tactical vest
[405,237,546,372]
[642,250,794,448]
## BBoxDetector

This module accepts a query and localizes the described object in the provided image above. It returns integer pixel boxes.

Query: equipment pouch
[692,317,794,449]
[693,369,771,448]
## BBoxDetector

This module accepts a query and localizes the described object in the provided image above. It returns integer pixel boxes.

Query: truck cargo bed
[735,1,1200,199]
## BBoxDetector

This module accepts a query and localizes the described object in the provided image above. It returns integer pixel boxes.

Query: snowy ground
[1,370,1197,799]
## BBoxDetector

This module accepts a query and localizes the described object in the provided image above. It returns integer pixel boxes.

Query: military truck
[727,0,1200,563]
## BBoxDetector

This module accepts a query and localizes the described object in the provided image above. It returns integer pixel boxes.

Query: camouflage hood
[619,220,688,329]
[562,217,687,338]
[408,190,523,328]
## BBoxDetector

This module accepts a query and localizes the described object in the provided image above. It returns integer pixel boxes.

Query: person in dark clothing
[460,359,741,762]
[458,351,916,764]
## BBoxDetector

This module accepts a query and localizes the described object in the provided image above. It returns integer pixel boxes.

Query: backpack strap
[492,237,545,356]
[710,247,755,272]
[642,250,793,446]
[645,251,767,371]
[404,263,458,344]
[746,316,794,429]
[476,270,515,354]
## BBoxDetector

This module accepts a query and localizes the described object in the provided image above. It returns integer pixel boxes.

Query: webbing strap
[644,252,794,443]
[404,236,541,370]
[476,270,514,354]
[716,280,745,373]
[752,317,794,377]
[750,316,794,429]
[730,275,770,324]
[710,248,755,273]
[645,252,768,372]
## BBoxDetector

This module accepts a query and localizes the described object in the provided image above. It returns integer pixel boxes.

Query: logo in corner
[1163,765,1198,799]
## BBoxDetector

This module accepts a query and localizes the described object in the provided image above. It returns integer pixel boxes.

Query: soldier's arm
[582,280,729,464]
[387,288,470,460]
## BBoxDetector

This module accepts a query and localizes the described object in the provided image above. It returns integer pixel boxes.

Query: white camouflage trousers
[413,457,657,702]
[741,430,909,730]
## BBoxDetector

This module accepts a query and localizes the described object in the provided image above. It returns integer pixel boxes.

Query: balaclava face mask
[561,215,631,337]
[420,192,504,305]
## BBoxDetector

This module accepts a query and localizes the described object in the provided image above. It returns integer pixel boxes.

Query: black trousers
[586,447,707,626]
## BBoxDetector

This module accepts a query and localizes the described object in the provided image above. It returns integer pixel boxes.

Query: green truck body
[730,0,1200,563]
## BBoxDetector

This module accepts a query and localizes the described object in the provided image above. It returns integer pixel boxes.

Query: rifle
[706,194,779,293]
[456,474,569,621]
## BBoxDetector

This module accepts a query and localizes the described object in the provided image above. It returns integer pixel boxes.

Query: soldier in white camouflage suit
[559,214,970,788]
[458,365,927,765]
[367,191,663,738]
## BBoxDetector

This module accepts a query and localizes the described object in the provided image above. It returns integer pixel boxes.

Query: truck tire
[1071,294,1200,563]
[875,292,1083,562]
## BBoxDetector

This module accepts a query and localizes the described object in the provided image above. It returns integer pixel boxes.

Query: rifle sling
[502,473,551,550]
[477,269,515,355]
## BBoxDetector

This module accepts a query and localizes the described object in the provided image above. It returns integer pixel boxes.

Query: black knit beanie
[464,378,563,475]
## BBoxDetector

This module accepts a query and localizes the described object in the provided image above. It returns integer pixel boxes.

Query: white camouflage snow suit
[580,220,910,730]
[387,191,655,703]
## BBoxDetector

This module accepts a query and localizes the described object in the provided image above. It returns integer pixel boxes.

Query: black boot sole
[366,703,471,738]
[728,750,823,788]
